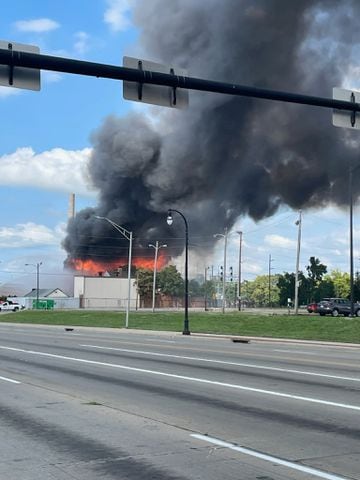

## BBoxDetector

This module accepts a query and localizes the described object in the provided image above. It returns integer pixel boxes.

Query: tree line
[238,256,360,307]
[136,256,359,308]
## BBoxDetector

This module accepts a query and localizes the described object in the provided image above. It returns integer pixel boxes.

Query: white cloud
[0,86,22,98]
[342,65,360,91]
[104,0,135,32]
[0,71,63,99]
[14,18,60,33]
[0,147,95,196]
[0,222,60,248]
[243,261,263,277]
[264,234,296,249]
[42,71,63,84]
[73,31,90,55]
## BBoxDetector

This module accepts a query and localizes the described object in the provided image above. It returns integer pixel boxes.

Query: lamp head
[166,210,173,226]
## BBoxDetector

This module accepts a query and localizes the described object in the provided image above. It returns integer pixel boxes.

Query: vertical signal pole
[223,228,228,313]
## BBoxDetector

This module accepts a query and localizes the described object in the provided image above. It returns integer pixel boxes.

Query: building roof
[24,288,69,298]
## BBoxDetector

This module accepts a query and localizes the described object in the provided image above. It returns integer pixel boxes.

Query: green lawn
[2,309,360,343]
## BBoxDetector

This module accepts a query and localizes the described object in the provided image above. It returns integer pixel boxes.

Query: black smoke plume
[63,0,360,266]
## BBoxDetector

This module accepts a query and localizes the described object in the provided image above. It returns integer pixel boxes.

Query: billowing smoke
[63,0,360,267]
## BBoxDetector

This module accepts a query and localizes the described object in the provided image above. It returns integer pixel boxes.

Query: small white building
[24,288,69,299]
[19,288,75,310]
[74,275,137,310]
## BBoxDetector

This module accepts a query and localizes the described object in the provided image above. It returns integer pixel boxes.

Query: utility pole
[237,231,243,311]
[149,241,167,312]
[268,254,274,307]
[294,211,302,315]
[350,164,354,316]
[25,262,42,309]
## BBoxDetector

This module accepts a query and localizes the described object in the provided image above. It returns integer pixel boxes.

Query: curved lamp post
[149,241,167,312]
[25,262,42,309]
[95,216,133,328]
[166,209,190,335]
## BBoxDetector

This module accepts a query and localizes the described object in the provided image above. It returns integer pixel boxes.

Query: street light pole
[25,262,42,309]
[166,209,190,335]
[214,228,228,314]
[149,241,167,312]
[95,216,133,328]
[294,210,302,315]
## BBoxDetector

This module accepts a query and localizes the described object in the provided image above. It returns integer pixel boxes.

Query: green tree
[325,270,350,298]
[189,279,201,297]
[200,280,216,297]
[200,280,216,308]
[157,265,184,297]
[242,275,280,307]
[135,268,154,299]
[225,282,237,307]
[277,272,295,306]
[305,257,327,302]
[314,278,334,302]
[297,272,310,305]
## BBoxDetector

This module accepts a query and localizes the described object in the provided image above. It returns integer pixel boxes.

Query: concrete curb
[190,332,360,349]
[0,322,359,349]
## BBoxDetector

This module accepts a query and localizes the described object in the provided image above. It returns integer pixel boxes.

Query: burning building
[63,0,360,273]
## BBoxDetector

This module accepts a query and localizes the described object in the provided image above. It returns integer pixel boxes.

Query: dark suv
[317,298,360,317]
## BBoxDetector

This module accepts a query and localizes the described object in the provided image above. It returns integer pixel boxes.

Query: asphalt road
[0,323,359,480]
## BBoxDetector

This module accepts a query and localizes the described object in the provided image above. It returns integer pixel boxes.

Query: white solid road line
[191,434,349,480]
[273,349,321,355]
[80,344,360,383]
[1,345,360,411]
[0,374,20,384]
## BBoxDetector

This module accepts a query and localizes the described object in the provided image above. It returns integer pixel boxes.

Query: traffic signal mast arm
[0,47,359,113]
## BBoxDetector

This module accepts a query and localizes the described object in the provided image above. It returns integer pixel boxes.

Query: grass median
[1,309,360,343]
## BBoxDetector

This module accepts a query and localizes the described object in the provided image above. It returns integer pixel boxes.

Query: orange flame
[70,253,168,275]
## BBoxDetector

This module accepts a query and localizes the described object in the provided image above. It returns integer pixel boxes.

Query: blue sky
[0,1,357,295]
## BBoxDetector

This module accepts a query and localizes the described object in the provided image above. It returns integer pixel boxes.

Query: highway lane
[0,323,359,479]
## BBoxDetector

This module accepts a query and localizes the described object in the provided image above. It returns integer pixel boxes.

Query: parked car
[0,301,24,312]
[317,298,360,317]
[307,302,318,313]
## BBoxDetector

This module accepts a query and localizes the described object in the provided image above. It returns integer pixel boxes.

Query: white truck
[0,301,23,312]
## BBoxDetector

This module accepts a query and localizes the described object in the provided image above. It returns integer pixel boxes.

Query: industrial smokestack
[68,193,75,219]
[63,0,360,269]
